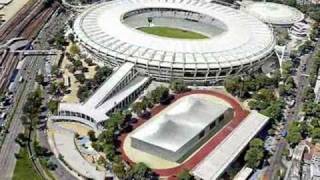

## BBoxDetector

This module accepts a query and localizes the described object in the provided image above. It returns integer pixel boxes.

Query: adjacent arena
[73,0,276,84]
[131,95,233,162]
[242,2,304,26]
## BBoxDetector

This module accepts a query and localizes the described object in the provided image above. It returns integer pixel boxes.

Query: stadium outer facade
[73,0,276,84]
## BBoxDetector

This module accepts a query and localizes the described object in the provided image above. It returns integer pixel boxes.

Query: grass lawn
[138,27,208,39]
[13,148,42,180]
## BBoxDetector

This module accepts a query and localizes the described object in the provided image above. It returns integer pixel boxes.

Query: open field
[138,26,208,39]
[12,148,42,180]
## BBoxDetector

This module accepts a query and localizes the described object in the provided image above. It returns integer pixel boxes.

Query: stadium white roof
[0,0,12,5]
[131,95,229,152]
[243,2,304,25]
[192,111,269,180]
[74,0,275,69]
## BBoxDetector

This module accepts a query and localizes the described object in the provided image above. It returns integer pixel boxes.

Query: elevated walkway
[84,62,135,109]
[97,76,150,114]
[54,62,150,130]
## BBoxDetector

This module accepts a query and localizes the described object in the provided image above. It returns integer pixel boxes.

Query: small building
[130,95,233,162]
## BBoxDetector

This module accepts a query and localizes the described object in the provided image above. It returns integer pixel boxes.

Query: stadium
[73,0,276,84]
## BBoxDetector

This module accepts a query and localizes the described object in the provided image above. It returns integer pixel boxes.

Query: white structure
[131,95,233,162]
[192,111,269,180]
[242,2,304,26]
[74,0,275,84]
[290,22,311,39]
[314,71,320,103]
[233,167,253,180]
[0,0,12,5]
[50,62,150,130]
[51,125,106,180]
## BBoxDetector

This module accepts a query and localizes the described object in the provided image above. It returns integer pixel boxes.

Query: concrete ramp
[84,62,135,108]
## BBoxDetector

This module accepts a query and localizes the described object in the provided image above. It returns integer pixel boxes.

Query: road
[0,3,77,180]
[267,40,320,180]
[0,55,42,179]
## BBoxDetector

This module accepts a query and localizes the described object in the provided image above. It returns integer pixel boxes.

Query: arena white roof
[131,95,229,152]
[74,0,275,69]
[192,111,269,180]
[243,2,304,25]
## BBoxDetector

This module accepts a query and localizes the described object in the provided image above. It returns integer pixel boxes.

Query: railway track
[0,0,42,41]
[0,1,60,92]
[0,0,39,39]
[0,0,59,42]
[22,2,59,39]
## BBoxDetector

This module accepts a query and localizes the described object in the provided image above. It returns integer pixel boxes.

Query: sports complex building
[73,0,276,84]
[120,90,269,179]
[48,0,306,179]
[131,95,234,162]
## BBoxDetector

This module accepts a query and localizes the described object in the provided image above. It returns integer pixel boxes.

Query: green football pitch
[138,27,208,39]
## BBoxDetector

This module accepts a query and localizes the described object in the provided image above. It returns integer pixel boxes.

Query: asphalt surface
[0,56,41,179]
[267,39,320,180]
[0,5,77,180]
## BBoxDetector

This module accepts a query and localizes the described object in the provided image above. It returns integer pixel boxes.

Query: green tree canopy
[177,169,194,180]
[170,79,188,93]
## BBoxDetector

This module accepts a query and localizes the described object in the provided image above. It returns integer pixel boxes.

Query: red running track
[119,90,249,179]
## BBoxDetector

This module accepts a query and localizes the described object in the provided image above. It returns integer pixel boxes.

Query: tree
[244,138,265,168]
[131,101,146,116]
[73,60,83,68]
[224,77,241,95]
[286,0,297,7]
[170,79,188,93]
[177,170,194,180]
[94,66,113,84]
[77,85,90,102]
[261,100,284,122]
[112,159,126,179]
[141,96,153,109]
[127,162,152,179]
[150,86,170,104]
[47,100,59,114]
[287,131,302,146]
[35,74,44,84]
[254,88,275,102]
[84,58,94,66]
[16,133,27,142]
[103,144,116,161]
[244,147,264,168]
[22,88,43,125]
[312,128,320,141]
[75,73,86,84]
[68,33,75,42]
[87,130,96,142]
[249,138,264,149]
[286,122,302,146]
[311,118,320,128]
[20,115,29,126]
[69,43,80,56]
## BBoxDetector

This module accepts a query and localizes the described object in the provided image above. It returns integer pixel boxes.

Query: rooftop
[74,0,275,68]
[243,2,304,25]
[192,111,269,180]
[131,94,229,152]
